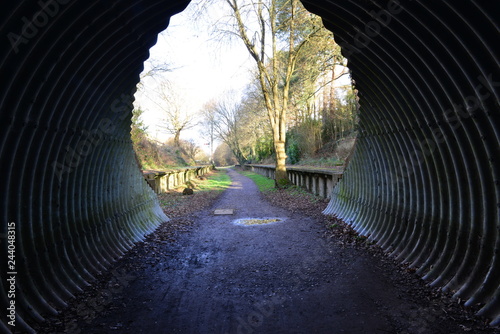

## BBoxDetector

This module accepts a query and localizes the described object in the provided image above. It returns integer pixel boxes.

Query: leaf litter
[33,171,499,333]
[32,172,228,334]
[262,184,498,333]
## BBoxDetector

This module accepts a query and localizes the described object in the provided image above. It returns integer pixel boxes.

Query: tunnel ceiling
[1,0,499,332]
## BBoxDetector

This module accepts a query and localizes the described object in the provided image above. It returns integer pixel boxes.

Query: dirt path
[73,169,484,334]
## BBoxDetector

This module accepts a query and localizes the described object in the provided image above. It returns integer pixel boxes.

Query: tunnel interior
[1,0,499,332]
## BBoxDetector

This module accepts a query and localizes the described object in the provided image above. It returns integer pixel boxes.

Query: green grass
[196,169,232,192]
[157,169,233,217]
[157,169,231,209]
[236,169,325,204]
[236,170,275,192]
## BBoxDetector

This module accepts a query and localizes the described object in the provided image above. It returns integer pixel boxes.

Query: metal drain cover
[233,218,283,226]
[214,209,234,215]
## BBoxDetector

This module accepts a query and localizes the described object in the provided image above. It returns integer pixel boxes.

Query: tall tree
[219,0,337,186]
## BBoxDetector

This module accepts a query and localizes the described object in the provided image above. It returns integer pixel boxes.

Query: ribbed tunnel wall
[311,0,500,325]
[0,0,498,332]
[0,1,190,332]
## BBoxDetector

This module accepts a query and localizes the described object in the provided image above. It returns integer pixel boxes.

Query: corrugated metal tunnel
[0,0,498,332]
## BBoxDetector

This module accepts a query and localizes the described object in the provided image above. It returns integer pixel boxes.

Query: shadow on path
[77,169,469,334]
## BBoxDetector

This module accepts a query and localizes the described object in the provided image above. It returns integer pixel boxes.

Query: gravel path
[70,169,492,334]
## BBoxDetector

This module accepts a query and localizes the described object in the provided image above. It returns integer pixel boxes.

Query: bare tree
[203,95,249,165]
[136,57,179,92]
[153,83,197,146]
[213,142,238,166]
[182,139,202,163]
[202,84,271,165]
[214,0,332,186]
[200,100,218,164]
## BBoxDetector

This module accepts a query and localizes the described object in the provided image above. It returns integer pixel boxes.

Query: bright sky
[133,1,252,148]
[133,0,352,151]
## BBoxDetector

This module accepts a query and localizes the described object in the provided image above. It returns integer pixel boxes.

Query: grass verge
[196,168,231,191]
[32,168,232,334]
[158,168,231,218]
[235,168,325,204]
[235,169,275,192]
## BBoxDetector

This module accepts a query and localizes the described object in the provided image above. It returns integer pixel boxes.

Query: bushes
[286,118,322,164]
[286,133,301,164]
[131,108,210,169]
[253,135,274,162]
[285,115,357,166]
[133,137,189,170]
[334,138,356,161]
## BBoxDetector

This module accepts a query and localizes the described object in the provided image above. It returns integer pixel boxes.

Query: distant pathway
[78,169,467,334]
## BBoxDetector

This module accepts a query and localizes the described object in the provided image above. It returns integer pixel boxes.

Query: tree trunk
[173,130,181,147]
[274,139,289,188]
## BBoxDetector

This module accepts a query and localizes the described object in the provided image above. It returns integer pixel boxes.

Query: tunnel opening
[1,1,499,332]
[130,0,358,172]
